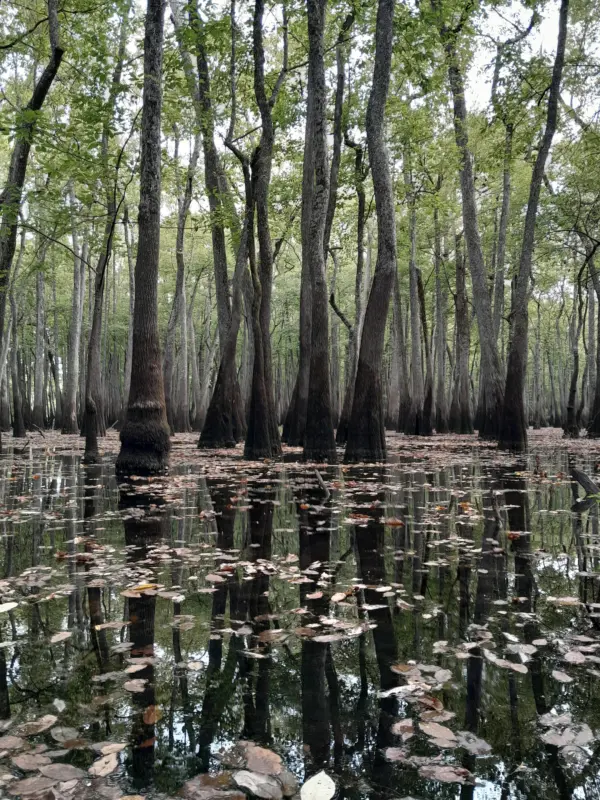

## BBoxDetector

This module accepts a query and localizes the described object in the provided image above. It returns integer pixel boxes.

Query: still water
[0,431,599,800]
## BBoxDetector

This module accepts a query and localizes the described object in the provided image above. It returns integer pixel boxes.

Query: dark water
[1,434,600,799]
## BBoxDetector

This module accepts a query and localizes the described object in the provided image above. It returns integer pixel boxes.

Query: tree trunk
[33,269,46,429]
[434,208,449,433]
[9,292,25,439]
[437,15,504,439]
[499,0,568,450]
[403,158,425,436]
[83,13,128,461]
[337,142,367,444]
[493,124,512,348]
[122,205,135,415]
[163,133,199,433]
[303,0,337,463]
[116,0,170,474]
[449,234,473,433]
[345,0,395,462]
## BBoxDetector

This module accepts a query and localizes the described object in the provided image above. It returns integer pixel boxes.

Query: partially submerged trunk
[117,0,170,475]
[434,209,449,433]
[499,0,568,450]
[303,0,337,463]
[436,10,504,438]
[345,0,396,463]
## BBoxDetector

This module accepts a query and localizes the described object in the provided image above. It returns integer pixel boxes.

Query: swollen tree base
[116,404,171,475]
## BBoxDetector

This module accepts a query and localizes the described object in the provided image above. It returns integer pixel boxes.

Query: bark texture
[345,0,396,462]
[116,0,170,475]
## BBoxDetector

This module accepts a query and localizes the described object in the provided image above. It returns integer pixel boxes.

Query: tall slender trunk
[163,133,199,433]
[33,264,46,428]
[449,234,473,433]
[122,206,135,415]
[499,0,569,450]
[404,158,425,435]
[436,11,504,438]
[336,142,367,444]
[303,0,337,462]
[493,124,512,348]
[345,0,396,462]
[434,209,449,432]
[10,293,25,439]
[117,0,170,474]
[83,12,128,461]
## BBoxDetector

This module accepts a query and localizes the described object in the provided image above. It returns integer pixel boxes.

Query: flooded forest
[3,0,600,795]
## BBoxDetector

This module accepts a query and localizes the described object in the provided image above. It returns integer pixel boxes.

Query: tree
[498,0,569,450]
[0,0,63,451]
[116,0,170,475]
[345,0,396,462]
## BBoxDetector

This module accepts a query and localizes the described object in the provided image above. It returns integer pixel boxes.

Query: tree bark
[434,208,449,432]
[116,0,170,474]
[499,0,569,450]
[33,260,47,429]
[436,10,504,438]
[163,133,199,433]
[449,234,473,433]
[303,0,337,463]
[345,0,396,462]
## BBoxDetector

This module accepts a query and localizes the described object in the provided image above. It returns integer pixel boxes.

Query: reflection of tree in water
[120,488,165,791]
[196,477,277,768]
[296,479,333,774]
[503,468,572,800]
[351,469,400,798]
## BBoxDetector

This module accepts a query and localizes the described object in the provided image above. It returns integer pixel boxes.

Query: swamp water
[0,431,598,800]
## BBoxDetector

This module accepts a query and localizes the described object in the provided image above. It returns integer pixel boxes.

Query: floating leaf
[418,764,475,784]
[143,705,162,725]
[552,670,574,684]
[234,770,283,800]
[0,602,18,614]
[89,752,119,777]
[11,753,51,771]
[300,770,336,800]
[40,763,86,781]
[14,714,57,736]
[50,632,72,644]
[124,679,147,692]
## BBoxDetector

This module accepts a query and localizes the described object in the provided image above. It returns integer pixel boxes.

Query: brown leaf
[89,752,119,777]
[14,715,57,737]
[49,631,72,644]
[142,705,162,725]
[418,765,475,784]
[40,763,86,781]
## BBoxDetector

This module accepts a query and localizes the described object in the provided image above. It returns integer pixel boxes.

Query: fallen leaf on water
[40,763,86,781]
[89,752,119,777]
[14,714,57,736]
[0,735,24,750]
[418,765,475,784]
[8,776,58,796]
[330,593,346,603]
[51,726,79,742]
[552,670,574,684]
[420,722,457,743]
[124,679,147,692]
[11,753,52,771]
[0,603,18,614]
[143,706,162,725]
[300,770,336,800]
[49,632,72,644]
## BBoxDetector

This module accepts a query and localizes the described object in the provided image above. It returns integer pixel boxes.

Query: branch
[329,292,353,334]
